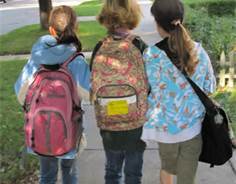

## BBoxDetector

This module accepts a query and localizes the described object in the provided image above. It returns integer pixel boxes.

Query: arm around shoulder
[68,55,90,101]
[14,59,39,105]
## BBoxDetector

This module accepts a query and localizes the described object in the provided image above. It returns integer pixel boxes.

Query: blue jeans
[39,156,79,184]
[104,150,144,184]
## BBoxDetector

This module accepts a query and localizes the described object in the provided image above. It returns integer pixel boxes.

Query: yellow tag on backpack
[107,100,128,116]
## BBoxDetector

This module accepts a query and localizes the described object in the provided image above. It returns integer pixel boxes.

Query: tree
[38,0,52,29]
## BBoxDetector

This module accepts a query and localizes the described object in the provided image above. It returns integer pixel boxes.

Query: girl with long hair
[141,0,216,183]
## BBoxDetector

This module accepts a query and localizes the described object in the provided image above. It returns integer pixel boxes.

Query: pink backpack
[24,53,83,156]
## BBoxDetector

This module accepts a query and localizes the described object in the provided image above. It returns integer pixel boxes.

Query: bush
[213,88,236,134]
[184,5,236,72]
[208,1,236,16]
[188,0,236,17]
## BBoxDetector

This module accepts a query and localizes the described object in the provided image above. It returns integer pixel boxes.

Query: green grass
[79,21,106,51]
[0,21,106,55]
[74,0,103,16]
[0,25,47,55]
[0,60,38,183]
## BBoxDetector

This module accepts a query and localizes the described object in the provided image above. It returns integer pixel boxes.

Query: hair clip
[171,20,181,26]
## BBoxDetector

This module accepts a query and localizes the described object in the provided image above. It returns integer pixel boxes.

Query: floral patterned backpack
[90,35,148,131]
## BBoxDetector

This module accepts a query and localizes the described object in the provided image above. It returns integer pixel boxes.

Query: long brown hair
[97,0,141,32]
[49,5,82,51]
[151,0,198,75]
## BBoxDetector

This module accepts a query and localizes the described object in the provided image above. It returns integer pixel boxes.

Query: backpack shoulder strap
[62,52,85,68]
[62,52,84,106]
[90,41,103,71]
[132,36,148,54]
[122,34,148,54]
[125,34,137,41]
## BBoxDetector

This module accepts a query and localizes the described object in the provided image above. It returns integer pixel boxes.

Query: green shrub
[184,5,236,72]
[208,1,236,16]
[213,88,236,133]
[187,0,236,17]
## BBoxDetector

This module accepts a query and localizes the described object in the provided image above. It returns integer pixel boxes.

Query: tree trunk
[38,0,52,29]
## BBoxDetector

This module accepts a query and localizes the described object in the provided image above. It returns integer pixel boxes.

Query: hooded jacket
[14,35,90,105]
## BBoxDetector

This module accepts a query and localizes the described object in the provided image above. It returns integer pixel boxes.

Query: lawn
[0,59,236,183]
[74,0,102,16]
[0,60,38,183]
[0,21,106,55]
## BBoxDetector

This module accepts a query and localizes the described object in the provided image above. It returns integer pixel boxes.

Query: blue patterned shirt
[142,42,216,143]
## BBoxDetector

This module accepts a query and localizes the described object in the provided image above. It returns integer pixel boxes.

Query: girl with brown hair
[141,0,216,184]
[15,6,90,184]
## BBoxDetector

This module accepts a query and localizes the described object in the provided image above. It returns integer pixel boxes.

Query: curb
[78,16,96,22]
[0,52,92,61]
[0,54,30,61]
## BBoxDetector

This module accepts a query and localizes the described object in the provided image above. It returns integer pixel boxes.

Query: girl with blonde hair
[91,0,148,183]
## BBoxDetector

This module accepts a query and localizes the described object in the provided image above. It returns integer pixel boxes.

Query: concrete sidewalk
[80,104,236,184]
[78,150,236,184]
